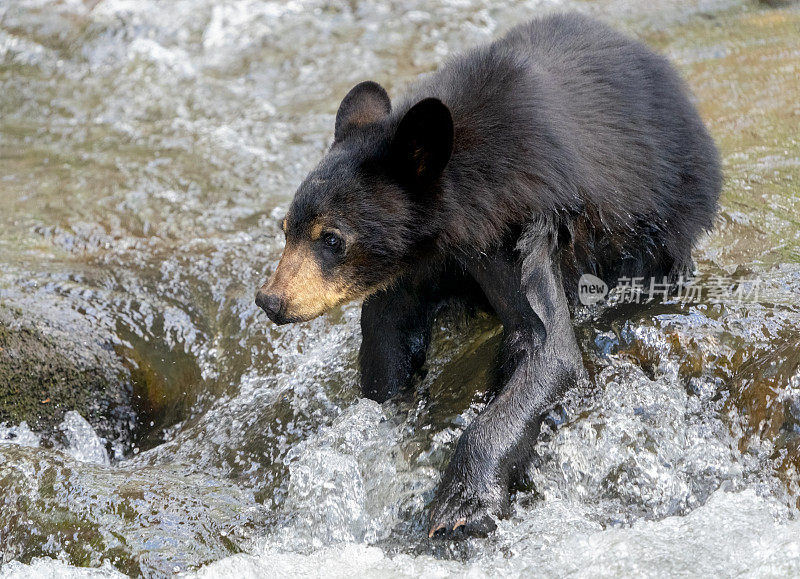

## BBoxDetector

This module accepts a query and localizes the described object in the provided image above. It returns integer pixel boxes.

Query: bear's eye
[321,231,344,253]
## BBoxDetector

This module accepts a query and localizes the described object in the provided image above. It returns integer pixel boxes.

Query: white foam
[0,421,40,448]
[189,489,800,578]
[0,558,125,579]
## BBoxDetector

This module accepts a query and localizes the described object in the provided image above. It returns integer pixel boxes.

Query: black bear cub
[256,13,721,537]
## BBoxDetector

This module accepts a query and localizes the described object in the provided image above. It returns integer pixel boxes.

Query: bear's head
[256,81,454,324]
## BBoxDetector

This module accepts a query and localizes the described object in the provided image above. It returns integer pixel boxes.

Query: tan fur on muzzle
[261,243,351,322]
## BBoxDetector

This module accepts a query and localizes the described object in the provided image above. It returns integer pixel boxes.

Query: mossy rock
[0,305,135,448]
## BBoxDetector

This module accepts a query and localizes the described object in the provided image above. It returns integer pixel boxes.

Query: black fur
[267,13,721,537]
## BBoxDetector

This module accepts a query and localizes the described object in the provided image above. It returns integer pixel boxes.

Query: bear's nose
[255,289,288,324]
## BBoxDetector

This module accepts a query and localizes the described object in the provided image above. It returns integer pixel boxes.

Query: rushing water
[1,0,800,576]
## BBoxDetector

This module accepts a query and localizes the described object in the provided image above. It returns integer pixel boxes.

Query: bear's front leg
[359,273,441,403]
[429,230,584,537]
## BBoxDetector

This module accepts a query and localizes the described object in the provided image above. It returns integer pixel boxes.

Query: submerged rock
[0,444,267,575]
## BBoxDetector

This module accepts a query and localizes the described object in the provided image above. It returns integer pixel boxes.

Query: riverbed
[1,0,800,576]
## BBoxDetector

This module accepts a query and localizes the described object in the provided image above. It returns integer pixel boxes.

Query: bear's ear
[390,98,454,186]
[334,81,392,142]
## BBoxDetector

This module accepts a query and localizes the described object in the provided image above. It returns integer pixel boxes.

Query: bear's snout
[256,241,356,324]
[255,289,290,325]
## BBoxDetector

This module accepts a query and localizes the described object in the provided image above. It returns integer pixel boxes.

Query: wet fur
[392,14,721,284]
[259,13,722,537]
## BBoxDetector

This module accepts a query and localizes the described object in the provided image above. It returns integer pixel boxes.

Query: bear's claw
[427,478,503,539]
[428,523,445,538]
[427,505,497,539]
[427,518,467,538]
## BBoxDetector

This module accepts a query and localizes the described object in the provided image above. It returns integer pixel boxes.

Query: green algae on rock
[0,305,135,449]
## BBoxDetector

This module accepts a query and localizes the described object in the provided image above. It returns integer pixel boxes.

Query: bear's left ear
[390,98,454,186]
[335,81,392,142]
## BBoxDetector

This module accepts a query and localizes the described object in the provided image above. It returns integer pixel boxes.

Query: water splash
[1,0,800,575]
[60,411,110,466]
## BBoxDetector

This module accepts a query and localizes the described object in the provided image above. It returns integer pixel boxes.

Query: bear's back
[400,13,721,285]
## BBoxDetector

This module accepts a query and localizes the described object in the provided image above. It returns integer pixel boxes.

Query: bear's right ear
[334,81,392,142]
